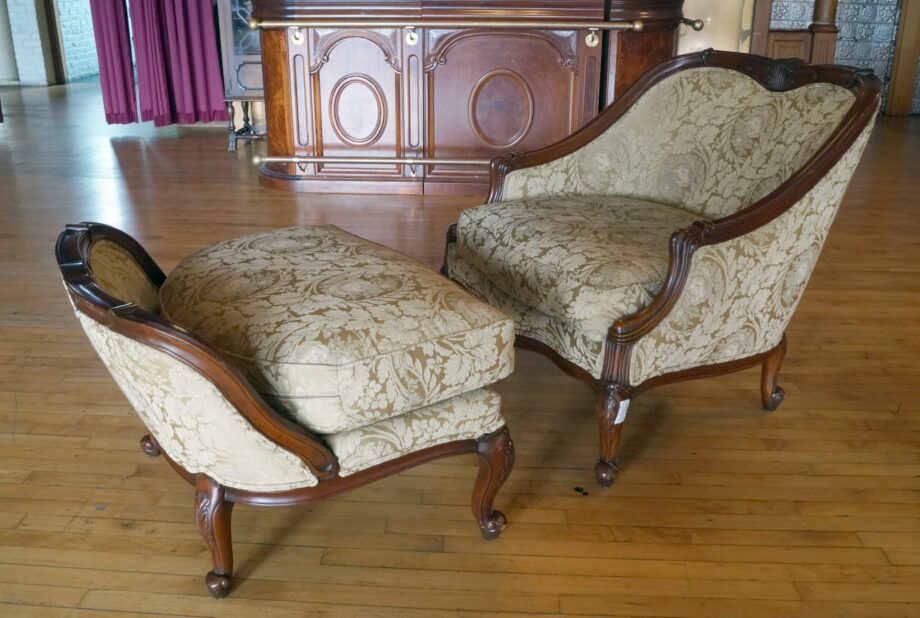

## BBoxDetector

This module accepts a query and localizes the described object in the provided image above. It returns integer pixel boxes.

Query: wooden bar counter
[254,1,685,194]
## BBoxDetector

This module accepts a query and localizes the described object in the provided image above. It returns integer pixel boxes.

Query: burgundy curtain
[89,0,138,124]
[131,0,228,126]
[129,0,172,125]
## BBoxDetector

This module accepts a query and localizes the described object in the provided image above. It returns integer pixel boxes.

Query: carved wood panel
[425,28,601,184]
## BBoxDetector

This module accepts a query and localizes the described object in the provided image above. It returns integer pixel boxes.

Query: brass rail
[255,156,491,166]
[250,19,644,32]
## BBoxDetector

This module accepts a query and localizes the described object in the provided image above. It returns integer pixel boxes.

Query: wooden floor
[0,81,919,618]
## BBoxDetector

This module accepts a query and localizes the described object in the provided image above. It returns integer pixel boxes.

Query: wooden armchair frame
[57,223,514,598]
[445,50,880,488]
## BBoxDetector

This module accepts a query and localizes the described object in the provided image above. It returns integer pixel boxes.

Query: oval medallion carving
[329,74,387,148]
[469,70,535,150]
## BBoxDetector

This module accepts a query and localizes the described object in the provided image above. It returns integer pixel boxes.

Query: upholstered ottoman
[59,223,515,598]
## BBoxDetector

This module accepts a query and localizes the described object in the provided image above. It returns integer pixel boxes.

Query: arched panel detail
[427,29,578,73]
[329,74,388,148]
[310,29,402,74]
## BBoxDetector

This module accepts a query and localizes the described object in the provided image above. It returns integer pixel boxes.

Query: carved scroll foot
[594,458,619,489]
[595,384,629,489]
[140,434,161,457]
[195,476,234,599]
[761,335,788,412]
[472,426,514,541]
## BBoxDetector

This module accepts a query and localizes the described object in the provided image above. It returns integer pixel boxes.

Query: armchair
[445,50,881,487]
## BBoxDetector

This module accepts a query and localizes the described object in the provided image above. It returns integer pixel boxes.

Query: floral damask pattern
[74,308,507,488]
[328,388,505,477]
[500,68,856,220]
[455,195,702,341]
[450,67,875,384]
[75,312,320,492]
[90,240,161,313]
[159,226,515,434]
[447,244,605,378]
[629,123,875,384]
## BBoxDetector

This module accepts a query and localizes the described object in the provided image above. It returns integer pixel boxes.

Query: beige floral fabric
[448,243,606,378]
[159,226,515,434]
[75,312,320,492]
[328,388,504,477]
[500,67,856,220]
[75,309,506,488]
[90,240,160,313]
[629,121,875,384]
[455,195,702,341]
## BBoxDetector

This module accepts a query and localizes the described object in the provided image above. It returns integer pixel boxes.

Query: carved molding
[426,29,578,74]
[468,69,535,149]
[310,28,402,74]
[328,74,388,148]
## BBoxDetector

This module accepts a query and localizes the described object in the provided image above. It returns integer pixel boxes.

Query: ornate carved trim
[310,28,402,74]
[425,29,578,74]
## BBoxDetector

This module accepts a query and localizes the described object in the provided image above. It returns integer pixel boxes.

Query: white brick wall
[56,0,97,80]
[6,0,54,85]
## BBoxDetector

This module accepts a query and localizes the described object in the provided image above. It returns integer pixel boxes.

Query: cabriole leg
[194,475,234,599]
[595,384,630,489]
[472,426,514,540]
[761,335,787,411]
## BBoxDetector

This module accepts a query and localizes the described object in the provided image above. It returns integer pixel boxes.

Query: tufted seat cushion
[454,195,704,342]
[159,226,514,434]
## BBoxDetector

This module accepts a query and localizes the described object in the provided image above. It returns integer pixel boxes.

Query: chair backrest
[56,224,328,492]
[500,53,872,222]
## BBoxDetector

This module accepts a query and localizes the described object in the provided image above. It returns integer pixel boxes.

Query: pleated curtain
[89,0,138,124]
[90,0,228,126]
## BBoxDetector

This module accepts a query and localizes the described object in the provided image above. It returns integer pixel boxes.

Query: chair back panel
[75,311,318,491]
[59,225,322,492]
[629,120,875,385]
[504,67,857,220]
[89,240,161,313]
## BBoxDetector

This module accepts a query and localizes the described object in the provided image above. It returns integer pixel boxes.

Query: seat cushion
[159,226,514,434]
[455,195,704,341]
[328,387,504,477]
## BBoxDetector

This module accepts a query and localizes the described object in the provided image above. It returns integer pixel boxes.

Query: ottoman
[58,222,516,599]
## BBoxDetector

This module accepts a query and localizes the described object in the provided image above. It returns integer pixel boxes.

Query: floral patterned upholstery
[90,240,161,314]
[76,310,505,490]
[500,67,856,220]
[455,195,702,341]
[448,65,875,384]
[160,226,515,434]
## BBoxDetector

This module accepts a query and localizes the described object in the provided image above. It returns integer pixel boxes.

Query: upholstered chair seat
[160,226,514,434]
[58,223,516,599]
[445,50,881,488]
[452,195,703,342]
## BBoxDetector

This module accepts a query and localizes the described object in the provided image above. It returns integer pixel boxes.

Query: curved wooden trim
[56,223,340,480]
[156,427,509,508]
[630,338,789,397]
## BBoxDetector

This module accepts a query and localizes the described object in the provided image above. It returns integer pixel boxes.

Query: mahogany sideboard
[253,0,686,195]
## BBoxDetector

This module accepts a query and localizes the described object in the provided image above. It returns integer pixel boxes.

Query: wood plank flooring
[0,81,918,617]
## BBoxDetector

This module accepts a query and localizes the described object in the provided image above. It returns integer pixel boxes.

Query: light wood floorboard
[0,80,918,616]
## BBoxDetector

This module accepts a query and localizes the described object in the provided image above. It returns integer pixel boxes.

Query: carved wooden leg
[226,102,237,152]
[194,476,234,599]
[140,434,160,457]
[472,426,514,540]
[761,335,787,411]
[595,384,630,489]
